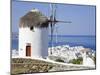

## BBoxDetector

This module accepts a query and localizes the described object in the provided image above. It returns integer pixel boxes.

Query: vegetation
[93,56,96,64]
[55,58,64,62]
[69,57,83,64]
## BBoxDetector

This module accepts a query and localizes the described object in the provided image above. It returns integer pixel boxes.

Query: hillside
[11,58,95,75]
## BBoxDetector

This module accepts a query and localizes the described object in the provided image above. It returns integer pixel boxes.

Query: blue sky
[12,1,96,35]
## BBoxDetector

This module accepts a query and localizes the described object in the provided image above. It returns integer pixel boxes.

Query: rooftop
[19,8,49,28]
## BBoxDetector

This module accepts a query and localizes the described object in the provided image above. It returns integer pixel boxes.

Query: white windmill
[19,8,49,58]
[18,4,71,59]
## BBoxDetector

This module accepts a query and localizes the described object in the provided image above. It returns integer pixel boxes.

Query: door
[26,45,31,56]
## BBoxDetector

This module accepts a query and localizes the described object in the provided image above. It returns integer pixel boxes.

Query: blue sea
[12,35,96,50]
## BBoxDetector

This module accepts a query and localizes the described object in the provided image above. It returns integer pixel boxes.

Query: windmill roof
[19,9,49,28]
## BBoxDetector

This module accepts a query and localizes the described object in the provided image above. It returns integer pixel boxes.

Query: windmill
[18,3,71,58]
[48,4,72,55]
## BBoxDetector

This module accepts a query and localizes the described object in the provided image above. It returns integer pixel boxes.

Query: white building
[19,9,49,58]
[80,48,94,66]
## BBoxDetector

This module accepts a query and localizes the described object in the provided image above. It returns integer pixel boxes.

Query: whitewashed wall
[19,27,48,58]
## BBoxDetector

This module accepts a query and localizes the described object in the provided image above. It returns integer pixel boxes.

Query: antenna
[55,26,58,44]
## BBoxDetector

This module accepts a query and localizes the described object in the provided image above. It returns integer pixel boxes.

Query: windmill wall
[19,27,48,58]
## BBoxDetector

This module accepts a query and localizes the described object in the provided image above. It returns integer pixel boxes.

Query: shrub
[69,57,83,64]
[55,58,64,62]
[93,56,96,64]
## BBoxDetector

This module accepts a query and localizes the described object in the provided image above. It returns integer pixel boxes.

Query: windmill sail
[49,3,54,55]
[49,3,72,55]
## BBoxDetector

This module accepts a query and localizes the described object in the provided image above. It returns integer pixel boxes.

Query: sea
[12,35,96,51]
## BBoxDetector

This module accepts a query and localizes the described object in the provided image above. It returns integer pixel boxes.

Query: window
[30,26,34,31]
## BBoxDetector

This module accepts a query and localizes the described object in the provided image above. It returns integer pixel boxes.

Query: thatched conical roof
[19,9,49,28]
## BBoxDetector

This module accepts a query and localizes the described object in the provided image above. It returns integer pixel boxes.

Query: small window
[30,26,33,30]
